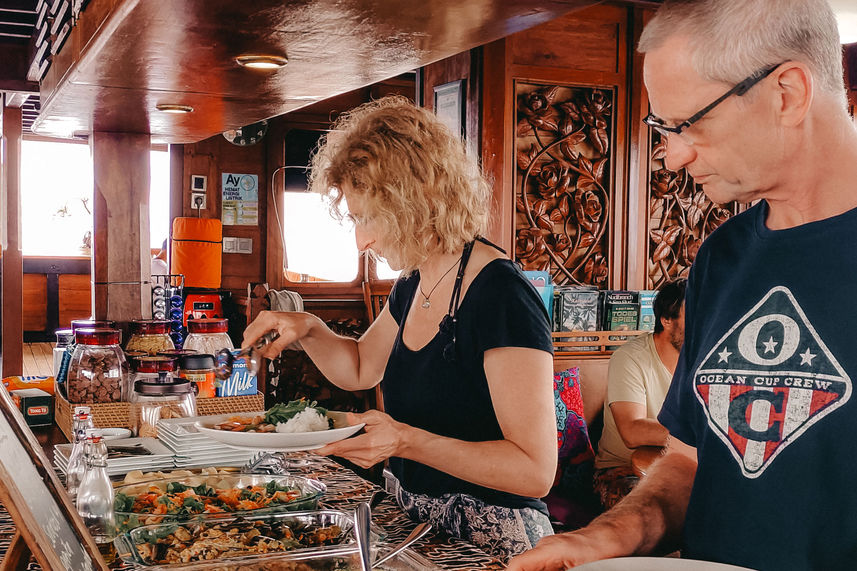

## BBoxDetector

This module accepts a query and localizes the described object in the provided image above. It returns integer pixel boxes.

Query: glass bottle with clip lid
[76,432,117,564]
[66,406,94,498]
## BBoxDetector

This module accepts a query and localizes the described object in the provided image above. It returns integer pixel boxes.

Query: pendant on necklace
[421,298,431,309]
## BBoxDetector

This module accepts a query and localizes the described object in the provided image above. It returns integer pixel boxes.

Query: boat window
[21,139,170,256]
[280,129,400,282]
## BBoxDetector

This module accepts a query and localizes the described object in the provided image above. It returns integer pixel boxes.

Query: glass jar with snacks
[125,320,175,355]
[178,354,216,398]
[183,318,233,355]
[129,377,196,437]
[67,329,127,404]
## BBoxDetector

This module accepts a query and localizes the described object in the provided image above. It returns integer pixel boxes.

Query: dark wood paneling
[22,274,47,332]
[511,7,624,73]
[58,274,92,328]
[503,3,632,288]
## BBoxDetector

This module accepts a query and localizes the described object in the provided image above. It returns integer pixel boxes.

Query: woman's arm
[242,306,398,391]
[320,345,558,498]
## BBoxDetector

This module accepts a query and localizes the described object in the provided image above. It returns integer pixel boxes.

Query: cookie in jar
[67,329,128,404]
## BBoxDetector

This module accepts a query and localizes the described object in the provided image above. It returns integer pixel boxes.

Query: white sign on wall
[221,173,258,226]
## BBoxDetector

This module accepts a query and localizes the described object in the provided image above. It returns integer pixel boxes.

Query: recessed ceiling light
[235,54,288,70]
[156,103,193,114]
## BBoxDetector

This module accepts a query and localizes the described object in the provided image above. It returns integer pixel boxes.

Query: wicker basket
[55,391,264,441]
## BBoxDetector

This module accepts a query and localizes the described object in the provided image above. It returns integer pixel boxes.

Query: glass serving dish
[113,473,325,532]
[113,509,384,568]
[135,546,439,571]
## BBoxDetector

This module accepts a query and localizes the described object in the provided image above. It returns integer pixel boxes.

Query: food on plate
[131,517,343,565]
[212,399,334,434]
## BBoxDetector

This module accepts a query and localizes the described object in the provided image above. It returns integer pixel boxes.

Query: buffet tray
[114,472,325,532]
[114,509,382,568]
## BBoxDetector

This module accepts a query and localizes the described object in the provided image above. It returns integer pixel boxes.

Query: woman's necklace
[418,255,462,309]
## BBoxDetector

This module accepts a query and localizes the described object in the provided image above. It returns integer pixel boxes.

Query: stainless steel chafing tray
[114,509,383,568]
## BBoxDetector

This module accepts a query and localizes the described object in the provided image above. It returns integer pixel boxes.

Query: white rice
[275,408,330,433]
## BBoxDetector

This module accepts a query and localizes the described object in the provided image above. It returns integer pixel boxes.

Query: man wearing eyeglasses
[508,1,857,570]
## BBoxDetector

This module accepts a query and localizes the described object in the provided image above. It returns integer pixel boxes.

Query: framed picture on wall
[433,80,465,139]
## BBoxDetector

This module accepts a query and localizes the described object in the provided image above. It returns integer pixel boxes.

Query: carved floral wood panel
[647,136,741,289]
[514,83,614,286]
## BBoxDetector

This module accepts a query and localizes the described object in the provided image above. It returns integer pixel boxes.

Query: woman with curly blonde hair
[244,96,557,560]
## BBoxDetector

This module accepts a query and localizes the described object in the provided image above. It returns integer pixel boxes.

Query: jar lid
[134,378,192,395]
[179,353,215,370]
[125,350,149,359]
[187,318,228,334]
[75,328,121,346]
[55,328,74,345]
[157,349,199,359]
[71,319,116,332]
[129,320,171,335]
[133,356,177,373]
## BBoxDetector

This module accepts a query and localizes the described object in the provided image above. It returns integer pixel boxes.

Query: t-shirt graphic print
[693,286,851,478]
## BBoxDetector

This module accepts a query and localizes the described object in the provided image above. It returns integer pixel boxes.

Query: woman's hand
[242,310,315,359]
[316,410,409,468]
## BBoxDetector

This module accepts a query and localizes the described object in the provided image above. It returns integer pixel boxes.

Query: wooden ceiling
[32,0,601,144]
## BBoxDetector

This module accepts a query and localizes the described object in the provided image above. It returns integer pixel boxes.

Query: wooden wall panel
[421,50,482,160]
[22,274,47,332]
[180,136,267,297]
[58,274,92,328]
[511,8,623,73]
[498,3,635,288]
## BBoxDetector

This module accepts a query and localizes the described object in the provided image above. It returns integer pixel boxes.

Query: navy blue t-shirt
[659,201,857,570]
[383,259,552,513]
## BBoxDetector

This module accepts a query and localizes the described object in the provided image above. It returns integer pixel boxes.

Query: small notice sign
[221,173,259,226]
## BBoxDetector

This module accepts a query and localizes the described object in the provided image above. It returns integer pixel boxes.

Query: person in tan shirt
[593,278,686,509]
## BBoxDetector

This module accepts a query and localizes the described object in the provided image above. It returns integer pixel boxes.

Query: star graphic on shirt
[762,337,779,354]
[799,348,817,366]
[717,347,732,363]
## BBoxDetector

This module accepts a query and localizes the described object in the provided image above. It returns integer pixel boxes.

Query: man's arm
[610,401,670,449]
[506,438,697,571]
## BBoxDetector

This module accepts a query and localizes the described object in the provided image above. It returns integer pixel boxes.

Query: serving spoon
[354,502,372,571]
[215,330,280,379]
[372,522,432,567]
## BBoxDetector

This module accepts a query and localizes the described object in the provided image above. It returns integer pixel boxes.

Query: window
[21,140,170,256]
[281,129,400,282]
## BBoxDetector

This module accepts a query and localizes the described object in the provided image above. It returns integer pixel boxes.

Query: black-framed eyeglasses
[643,62,784,141]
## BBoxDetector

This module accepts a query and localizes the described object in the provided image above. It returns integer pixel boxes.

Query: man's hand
[505,532,609,570]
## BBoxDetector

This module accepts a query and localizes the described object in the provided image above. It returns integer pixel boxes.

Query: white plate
[573,558,756,571]
[193,410,365,451]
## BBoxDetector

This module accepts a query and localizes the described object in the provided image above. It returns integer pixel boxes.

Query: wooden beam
[91,131,152,322]
[1,104,24,377]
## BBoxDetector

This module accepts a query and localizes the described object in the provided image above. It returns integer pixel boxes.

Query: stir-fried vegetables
[114,480,304,518]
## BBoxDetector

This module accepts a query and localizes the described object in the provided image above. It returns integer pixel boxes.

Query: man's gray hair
[638,0,847,109]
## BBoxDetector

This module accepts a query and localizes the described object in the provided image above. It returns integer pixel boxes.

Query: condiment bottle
[76,433,117,564]
[178,353,216,398]
[66,406,94,498]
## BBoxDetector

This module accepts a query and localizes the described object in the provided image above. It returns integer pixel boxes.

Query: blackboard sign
[0,388,106,570]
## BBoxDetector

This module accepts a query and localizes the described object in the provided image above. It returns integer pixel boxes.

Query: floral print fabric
[386,473,553,562]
